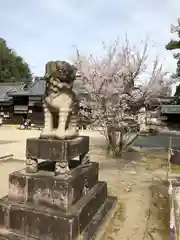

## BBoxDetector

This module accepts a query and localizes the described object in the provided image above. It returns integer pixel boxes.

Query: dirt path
[91,147,168,240]
[100,162,153,240]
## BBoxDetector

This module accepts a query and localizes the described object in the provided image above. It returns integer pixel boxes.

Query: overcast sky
[0,0,180,93]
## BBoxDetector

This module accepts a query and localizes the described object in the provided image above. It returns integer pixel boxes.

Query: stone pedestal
[26,136,90,174]
[0,136,117,240]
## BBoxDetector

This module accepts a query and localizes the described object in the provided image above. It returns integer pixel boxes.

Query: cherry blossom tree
[72,38,172,156]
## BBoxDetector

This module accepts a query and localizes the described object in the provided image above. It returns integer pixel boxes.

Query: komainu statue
[40,61,79,139]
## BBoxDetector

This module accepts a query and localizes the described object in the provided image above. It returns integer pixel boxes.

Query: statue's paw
[64,130,79,138]
[52,130,78,139]
[52,130,66,139]
[40,130,54,138]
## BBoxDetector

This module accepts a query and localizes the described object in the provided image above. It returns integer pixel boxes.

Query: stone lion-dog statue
[40,60,79,139]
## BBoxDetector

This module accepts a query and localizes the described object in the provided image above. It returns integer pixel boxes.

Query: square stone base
[0,182,117,240]
[8,162,99,211]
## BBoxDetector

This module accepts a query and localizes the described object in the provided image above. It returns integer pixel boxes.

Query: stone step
[0,182,108,240]
[8,162,99,211]
[0,196,116,240]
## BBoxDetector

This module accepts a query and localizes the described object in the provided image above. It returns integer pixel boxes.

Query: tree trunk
[107,126,124,157]
[118,130,124,154]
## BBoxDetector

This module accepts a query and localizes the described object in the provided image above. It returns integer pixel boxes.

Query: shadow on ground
[0,140,18,145]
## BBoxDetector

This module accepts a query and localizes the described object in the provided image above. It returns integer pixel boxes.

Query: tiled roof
[8,73,89,97]
[8,79,46,96]
[0,82,26,102]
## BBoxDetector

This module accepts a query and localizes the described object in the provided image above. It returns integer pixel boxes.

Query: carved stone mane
[40,61,79,139]
[44,61,76,97]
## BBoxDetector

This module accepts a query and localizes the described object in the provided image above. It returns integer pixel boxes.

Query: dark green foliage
[174,84,180,96]
[166,19,180,78]
[174,83,180,103]
[165,40,180,51]
[0,38,32,83]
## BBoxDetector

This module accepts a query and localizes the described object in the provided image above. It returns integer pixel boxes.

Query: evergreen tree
[0,38,32,83]
[166,19,180,97]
